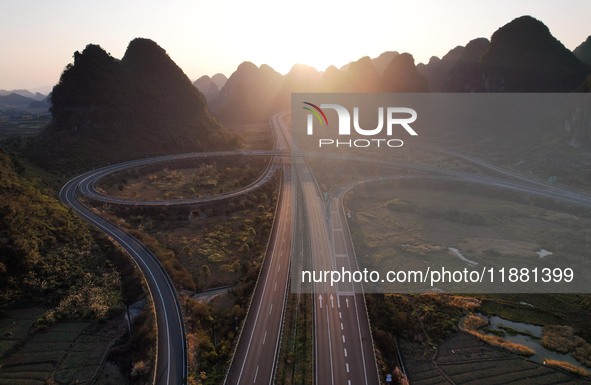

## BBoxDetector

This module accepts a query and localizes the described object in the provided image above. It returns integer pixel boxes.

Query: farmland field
[0,308,122,385]
[347,184,591,282]
[349,183,591,382]
[402,333,590,384]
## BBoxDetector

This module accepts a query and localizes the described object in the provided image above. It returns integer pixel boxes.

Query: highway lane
[224,112,294,385]
[329,185,379,385]
[439,149,591,200]
[295,156,335,384]
[292,150,380,385]
[59,176,187,385]
[224,160,292,385]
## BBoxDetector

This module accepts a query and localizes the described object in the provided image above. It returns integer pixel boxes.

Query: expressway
[224,113,293,385]
[293,154,380,385]
[60,110,591,385]
[59,176,188,385]
[61,112,295,385]
[60,114,290,385]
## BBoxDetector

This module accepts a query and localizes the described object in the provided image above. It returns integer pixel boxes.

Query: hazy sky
[1,0,590,91]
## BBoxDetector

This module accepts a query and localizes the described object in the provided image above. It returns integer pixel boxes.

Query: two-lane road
[224,113,294,385]
[60,175,187,385]
[293,152,380,385]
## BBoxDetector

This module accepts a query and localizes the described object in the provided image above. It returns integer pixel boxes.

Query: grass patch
[544,359,590,377]
[368,293,481,347]
[465,330,535,356]
[276,294,313,385]
[386,198,417,212]
[541,325,591,367]
[437,208,492,226]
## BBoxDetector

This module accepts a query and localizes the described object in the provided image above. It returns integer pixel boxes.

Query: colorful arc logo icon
[302,102,328,126]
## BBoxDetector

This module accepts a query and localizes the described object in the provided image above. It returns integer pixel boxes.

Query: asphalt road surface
[60,176,187,385]
[224,113,294,385]
[293,153,380,385]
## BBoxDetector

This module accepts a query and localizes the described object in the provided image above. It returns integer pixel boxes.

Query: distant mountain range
[27,38,238,171]
[0,90,49,109]
[0,89,46,101]
[194,15,589,125]
[20,15,591,169]
[192,73,227,103]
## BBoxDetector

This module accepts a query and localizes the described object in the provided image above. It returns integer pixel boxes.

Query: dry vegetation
[459,313,535,357]
[348,184,591,275]
[94,166,280,384]
[458,313,488,331]
[275,294,314,385]
[542,325,591,367]
[544,359,591,377]
[101,158,267,201]
[367,292,483,377]
[542,325,579,353]
[350,183,591,381]
[468,333,535,356]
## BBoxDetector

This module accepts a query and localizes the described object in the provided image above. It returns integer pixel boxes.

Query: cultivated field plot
[347,183,591,292]
[402,333,590,384]
[0,110,50,139]
[0,309,119,385]
[0,307,44,360]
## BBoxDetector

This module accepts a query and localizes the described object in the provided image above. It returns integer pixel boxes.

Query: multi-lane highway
[60,110,591,385]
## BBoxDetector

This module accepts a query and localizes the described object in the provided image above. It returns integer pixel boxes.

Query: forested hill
[28,38,239,172]
[0,149,122,319]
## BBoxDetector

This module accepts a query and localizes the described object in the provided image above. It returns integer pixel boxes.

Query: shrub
[131,360,151,379]
[459,313,488,331]
[386,198,417,212]
[542,325,577,353]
